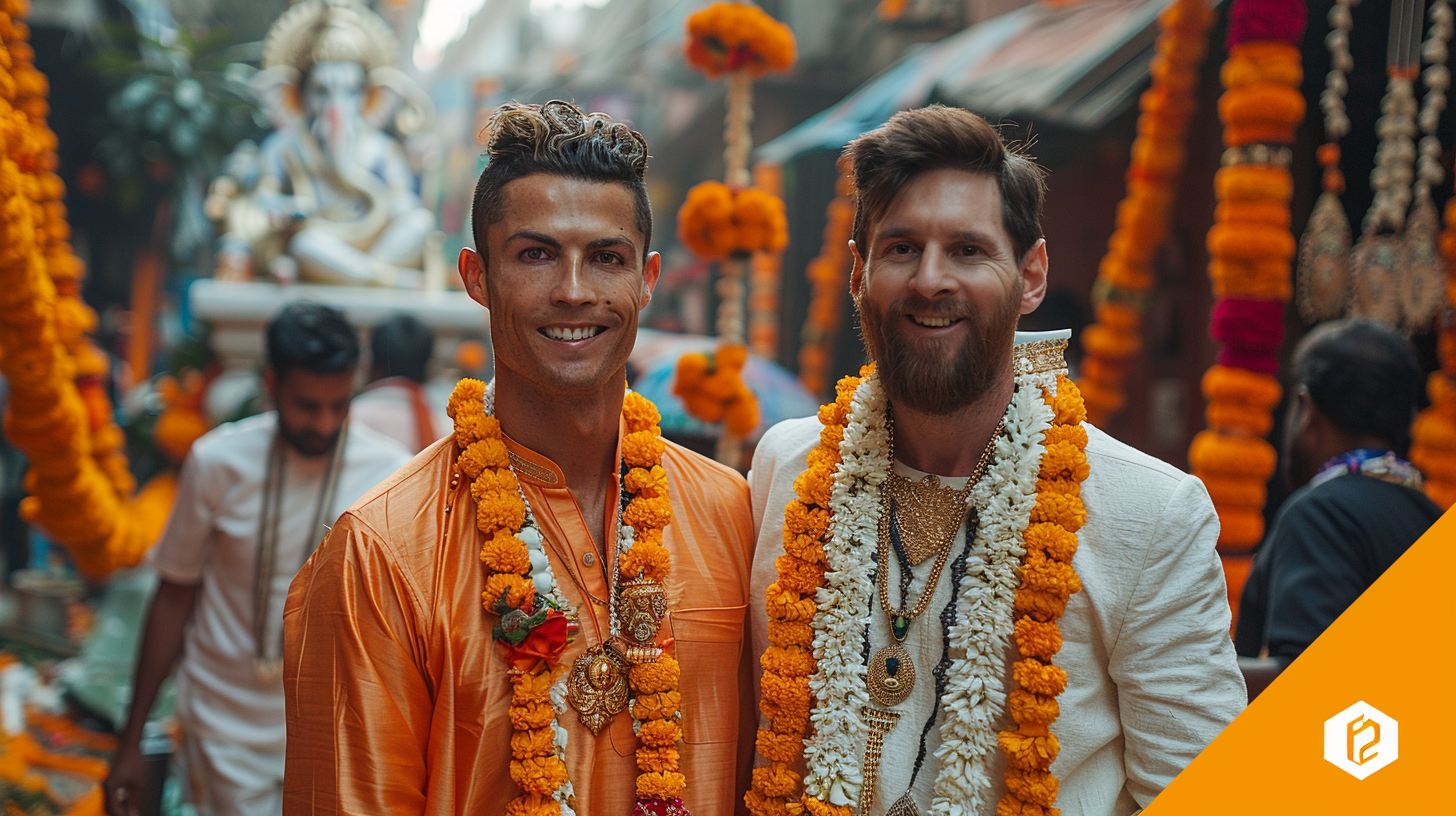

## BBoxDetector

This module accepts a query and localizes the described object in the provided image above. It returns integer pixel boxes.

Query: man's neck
[492,367,623,551]
[890,375,1014,477]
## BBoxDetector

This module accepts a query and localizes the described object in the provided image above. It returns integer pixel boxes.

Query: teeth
[911,316,956,328]
[544,326,604,341]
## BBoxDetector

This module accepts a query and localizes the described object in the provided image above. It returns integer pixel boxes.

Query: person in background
[103,303,411,816]
[1236,319,1443,698]
[349,313,451,454]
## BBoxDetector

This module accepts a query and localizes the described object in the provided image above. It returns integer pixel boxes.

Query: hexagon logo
[1323,701,1398,779]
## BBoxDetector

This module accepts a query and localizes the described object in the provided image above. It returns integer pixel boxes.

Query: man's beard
[280,424,342,458]
[858,287,1020,416]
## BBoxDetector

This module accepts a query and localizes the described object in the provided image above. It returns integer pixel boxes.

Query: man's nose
[552,254,597,306]
[909,248,958,299]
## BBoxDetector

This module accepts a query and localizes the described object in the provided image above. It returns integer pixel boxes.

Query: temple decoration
[676,1,796,467]
[1409,178,1456,509]
[1295,0,1357,324]
[1398,0,1452,331]
[1188,0,1305,617]
[749,162,786,361]
[1349,0,1427,326]
[1076,0,1215,425]
[205,0,441,288]
[0,0,172,580]
[798,158,854,399]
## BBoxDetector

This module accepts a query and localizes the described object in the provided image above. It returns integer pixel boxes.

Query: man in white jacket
[744,106,1244,816]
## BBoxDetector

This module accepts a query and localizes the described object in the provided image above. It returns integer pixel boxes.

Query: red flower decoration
[501,610,571,674]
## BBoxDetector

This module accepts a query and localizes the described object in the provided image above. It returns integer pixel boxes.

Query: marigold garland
[799,160,855,398]
[1408,192,1456,508]
[684,1,796,80]
[1190,0,1305,619]
[677,180,788,261]
[673,343,760,437]
[749,162,785,361]
[450,381,689,813]
[0,0,165,580]
[1078,0,1214,424]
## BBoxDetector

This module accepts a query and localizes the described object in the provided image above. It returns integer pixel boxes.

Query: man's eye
[957,245,984,257]
[891,243,914,255]
[594,252,622,265]
[523,247,548,261]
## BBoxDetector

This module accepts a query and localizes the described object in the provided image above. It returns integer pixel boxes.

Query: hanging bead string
[1415,0,1451,207]
[1399,0,1454,330]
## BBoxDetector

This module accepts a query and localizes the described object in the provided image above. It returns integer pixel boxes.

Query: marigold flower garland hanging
[1408,181,1456,509]
[676,2,796,468]
[749,162,786,361]
[449,380,690,815]
[1189,0,1305,611]
[798,161,855,399]
[747,341,1088,816]
[1077,0,1214,424]
[0,0,166,580]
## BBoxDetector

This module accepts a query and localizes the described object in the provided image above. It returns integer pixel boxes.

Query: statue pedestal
[189,280,489,419]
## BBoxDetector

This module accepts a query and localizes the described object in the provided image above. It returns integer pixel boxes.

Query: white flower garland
[799,367,1057,814]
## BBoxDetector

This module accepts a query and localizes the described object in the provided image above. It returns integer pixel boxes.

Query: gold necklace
[866,419,1003,708]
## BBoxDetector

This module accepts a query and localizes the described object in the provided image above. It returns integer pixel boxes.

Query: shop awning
[757,0,1220,164]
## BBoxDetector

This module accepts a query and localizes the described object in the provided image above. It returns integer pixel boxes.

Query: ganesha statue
[207,0,438,287]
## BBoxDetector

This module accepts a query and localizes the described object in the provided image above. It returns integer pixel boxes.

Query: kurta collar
[499,414,629,489]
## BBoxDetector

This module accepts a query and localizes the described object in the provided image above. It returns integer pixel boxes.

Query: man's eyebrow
[505,230,562,249]
[875,226,1004,246]
[586,236,636,253]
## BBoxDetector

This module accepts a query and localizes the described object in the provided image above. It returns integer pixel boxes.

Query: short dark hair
[371,313,433,383]
[265,302,358,377]
[470,100,652,264]
[843,105,1048,261]
[1294,319,1424,454]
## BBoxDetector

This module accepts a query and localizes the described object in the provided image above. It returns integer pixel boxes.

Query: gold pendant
[566,644,628,734]
[883,473,971,565]
[867,643,915,707]
[617,577,667,644]
[886,793,921,816]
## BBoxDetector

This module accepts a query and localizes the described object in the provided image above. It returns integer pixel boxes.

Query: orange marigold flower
[509,726,555,759]
[459,437,510,478]
[511,668,555,699]
[476,488,527,536]
[484,573,534,610]
[1013,617,1063,661]
[638,718,683,747]
[1014,658,1068,697]
[1048,376,1087,425]
[751,761,800,798]
[447,378,486,420]
[1029,494,1086,534]
[998,730,1061,772]
[1036,477,1080,498]
[782,531,826,565]
[1004,769,1060,808]
[623,430,666,468]
[630,655,681,694]
[792,464,834,508]
[509,755,568,796]
[620,541,671,582]
[480,532,530,575]
[744,789,795,816]
[1023,521,1079,563]
[632,690,682,721]
[772,554,825,595]
[636,770,687,799]
[819,423,844,453]
[636,745,682,774]
[783,502,829,538]
[801,795,853,816]
[1014,588,1070,622]
[1007,688,1060,727]
[454,412,499,448]
[623,494,673,531]
[765,583,818,622]
[623,390,662,433]
[470,467,518,495]
[759,644,814,677]
[504,794,560,816]
[1019,551,1082,598]
[754,728,804,764]
[624,464,670,498]
[1040,423,1087,450]
[508,700,556,730]
[767,619,815,648]
[1038,441,1089,483]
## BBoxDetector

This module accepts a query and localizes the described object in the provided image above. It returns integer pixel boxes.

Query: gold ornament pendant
[867,642,915,707]
[617,577,667,644]
[883,473,970,565]
[886,793,921,816]
[567,644,628,734]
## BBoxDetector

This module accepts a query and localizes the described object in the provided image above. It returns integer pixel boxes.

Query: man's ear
[849,240,866,302]
[459,248,488,309]
[640,251,662,310]
[1018,238,1049,315]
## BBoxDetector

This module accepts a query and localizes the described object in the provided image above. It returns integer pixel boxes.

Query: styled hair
[1294,319,1424,454]
[471,100,652,262]
[266,302,358,377]
[371,313,433,383]
[843,104,1047,260]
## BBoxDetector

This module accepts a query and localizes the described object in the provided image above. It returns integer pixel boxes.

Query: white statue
[209,0,437,287]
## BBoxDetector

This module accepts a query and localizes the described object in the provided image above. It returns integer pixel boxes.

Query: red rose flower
[501,610,571,673]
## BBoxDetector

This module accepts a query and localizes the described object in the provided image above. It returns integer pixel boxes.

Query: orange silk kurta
[282,427,756,815]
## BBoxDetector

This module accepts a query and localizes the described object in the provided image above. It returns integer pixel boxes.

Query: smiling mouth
[541,326,606,342]
[908,315,962,328]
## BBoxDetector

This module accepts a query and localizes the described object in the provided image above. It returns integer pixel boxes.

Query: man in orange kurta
[282,101,756,814]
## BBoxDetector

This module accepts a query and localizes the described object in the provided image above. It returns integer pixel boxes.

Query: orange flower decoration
[684,2,796,79]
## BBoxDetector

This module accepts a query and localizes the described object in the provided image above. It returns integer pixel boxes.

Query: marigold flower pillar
[1187,0,1306,617]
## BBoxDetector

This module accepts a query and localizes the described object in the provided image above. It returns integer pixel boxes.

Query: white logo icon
[1323,701,1398,779]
